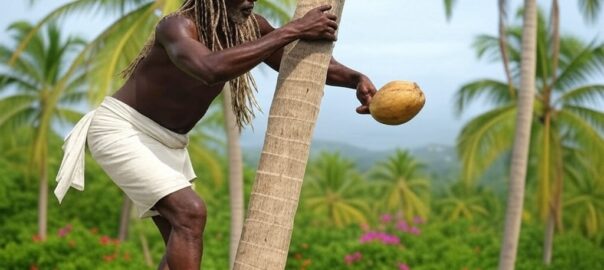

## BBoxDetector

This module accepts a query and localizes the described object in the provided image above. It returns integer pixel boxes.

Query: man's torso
[112,18,225,134]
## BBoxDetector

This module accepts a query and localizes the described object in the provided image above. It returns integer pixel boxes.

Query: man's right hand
[290,5,339,41]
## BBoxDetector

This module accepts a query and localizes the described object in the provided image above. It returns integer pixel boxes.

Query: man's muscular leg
[152,215,172,270]
[154,187,207,270]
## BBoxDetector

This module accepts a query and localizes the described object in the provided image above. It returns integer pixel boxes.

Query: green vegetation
[1,1,603,269]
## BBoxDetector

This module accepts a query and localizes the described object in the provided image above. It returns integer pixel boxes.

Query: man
[55,0,376,269]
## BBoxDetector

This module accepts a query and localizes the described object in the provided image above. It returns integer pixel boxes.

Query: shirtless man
[55,0,376,269]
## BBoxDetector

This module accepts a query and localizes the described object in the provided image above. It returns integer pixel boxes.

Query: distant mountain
[242,140,460,180]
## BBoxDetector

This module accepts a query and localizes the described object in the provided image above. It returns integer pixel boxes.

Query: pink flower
[398,263,411,270]
[409,227,421,235]
[396,221,409,232]
[359,232,400,245]
[57,224,73,237]
[413,216,424,224]
[344,251,363,265]
[380,214,393,223]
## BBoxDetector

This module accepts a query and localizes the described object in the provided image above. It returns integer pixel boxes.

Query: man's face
[226,0,256,25]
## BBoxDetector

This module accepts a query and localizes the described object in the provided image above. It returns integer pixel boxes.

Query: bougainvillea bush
[0,222,146,270]
[286,213,604,270]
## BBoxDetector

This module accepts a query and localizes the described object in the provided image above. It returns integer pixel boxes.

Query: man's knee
[171,199,207,235]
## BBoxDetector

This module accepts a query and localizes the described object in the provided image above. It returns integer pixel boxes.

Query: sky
[1,0,602,151]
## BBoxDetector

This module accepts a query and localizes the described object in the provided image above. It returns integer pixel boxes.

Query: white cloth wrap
[55,96,196,218]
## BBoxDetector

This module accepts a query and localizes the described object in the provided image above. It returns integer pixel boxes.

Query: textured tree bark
[117,195,133,241]
[498,0,537,269]
[222,85,245,269]
[233,1,345,269]
[37,159,48,240]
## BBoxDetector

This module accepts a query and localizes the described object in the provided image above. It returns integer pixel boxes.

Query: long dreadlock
[121,0,261,129]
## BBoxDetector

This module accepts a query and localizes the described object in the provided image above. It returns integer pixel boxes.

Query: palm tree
[457,8,604,217]
[0,21,88,240]
[454,6,604,269]
[444,0,514,97]
[562,152,604,239]
[302,152,369,227]
[233,1,346,268]
[436,182,498,222]
[371,150,430,222]
[542,0,601,264]
[448,0,602,264]
[498,2,538,268]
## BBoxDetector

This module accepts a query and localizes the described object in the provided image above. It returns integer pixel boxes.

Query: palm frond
[457,105,516,183]
[0,73,38,93]
[578,0,603,23]
[54,108,85,125]
[555,43,604,91]
[1,43,44,86]
[257,0,295,25]
[0,94,37,128]
[563,105,604,134]
[559,110,604,155]
[8,0,154,65]
[189,135,224,187]
[557,84,604,106]
[86,2,157,104]
[442,0,457,21]
[454,79,515,115]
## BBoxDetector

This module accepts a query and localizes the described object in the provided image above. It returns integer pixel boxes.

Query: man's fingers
[365,94,372,105]
[318,5,332,12]
[356,105,370,114]
[326,13,338,21]
[326,20,338,30]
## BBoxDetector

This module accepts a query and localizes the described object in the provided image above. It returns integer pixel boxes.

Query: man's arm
[257,15,377,114]
[156,5,338,86]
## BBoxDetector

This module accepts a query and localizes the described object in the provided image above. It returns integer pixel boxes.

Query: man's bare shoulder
[253,13,276,36]
[156,15,198,44]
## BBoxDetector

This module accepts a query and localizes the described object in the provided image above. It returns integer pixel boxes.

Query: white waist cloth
[55,96,196,217]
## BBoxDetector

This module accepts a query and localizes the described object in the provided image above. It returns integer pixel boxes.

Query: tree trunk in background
[139,232,154,267]
[37,157,48,240]
[222,85,245,269]
[233,1,345,269]
[498,0,538,269]
[117,194,133,241]
[498,0,515,98]
[543,212,555,264]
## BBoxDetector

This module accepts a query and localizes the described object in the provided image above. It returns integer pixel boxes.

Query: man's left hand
[355,75,377,114]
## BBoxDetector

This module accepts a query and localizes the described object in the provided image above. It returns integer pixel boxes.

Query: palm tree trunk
[498,0,515,98]
[542,2,560,263]
[222,85,245,269]
[543,209,555,264]
[139,232,154,267]
[118,194,133,241]
[233,1,345,268]
[498,0,538,269]
[542,112,554,265]
[549,0,560,87]
[37,156,48,240]
[544,141,565,265]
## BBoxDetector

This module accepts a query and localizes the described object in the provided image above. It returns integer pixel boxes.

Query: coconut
[369,81,425,125]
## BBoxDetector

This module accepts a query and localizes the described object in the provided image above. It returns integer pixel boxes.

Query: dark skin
[112,1,377,269]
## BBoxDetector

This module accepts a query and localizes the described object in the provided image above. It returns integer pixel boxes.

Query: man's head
[225,0,256,25]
